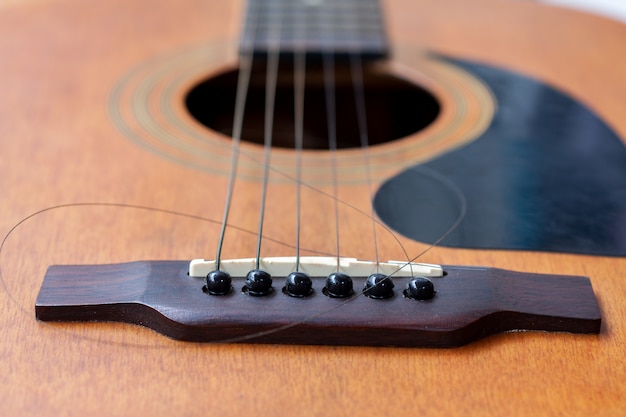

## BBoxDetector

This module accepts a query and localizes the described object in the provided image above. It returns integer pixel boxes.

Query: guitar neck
[240,0,389,58]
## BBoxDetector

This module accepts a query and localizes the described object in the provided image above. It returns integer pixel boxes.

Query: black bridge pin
[404,276,436,300]
[283,272,313,297]
[243,269,273,296]
[323,272,354,298]
[204,270,232,295]
[363,273,394,299]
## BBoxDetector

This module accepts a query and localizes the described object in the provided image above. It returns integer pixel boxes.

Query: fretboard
[240,0,388,58]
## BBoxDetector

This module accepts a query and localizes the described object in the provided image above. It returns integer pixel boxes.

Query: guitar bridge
[35,258,601,347]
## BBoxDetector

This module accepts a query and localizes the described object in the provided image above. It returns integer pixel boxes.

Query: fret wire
[241,0,388,57]
[247,12,382,20]
[249,21,384,31]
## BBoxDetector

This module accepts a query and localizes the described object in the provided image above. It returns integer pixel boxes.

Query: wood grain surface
[1,0,625,416]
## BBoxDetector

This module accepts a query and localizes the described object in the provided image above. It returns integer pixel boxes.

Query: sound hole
[185,59,440,149]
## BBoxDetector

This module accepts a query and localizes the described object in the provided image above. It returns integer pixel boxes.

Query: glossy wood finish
[35,261,601,346]
[1,0,626,416]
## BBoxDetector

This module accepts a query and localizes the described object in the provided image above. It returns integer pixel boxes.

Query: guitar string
[216,137,417,267]
[213,143,416,264]
[321,1,340,272]
[322,52,342,272]
[292,0,310,273]
[213,1,257,271]
[348,53,418,288]
[349,52,381,272]
[254,22,281,270]
[293,50,306,271]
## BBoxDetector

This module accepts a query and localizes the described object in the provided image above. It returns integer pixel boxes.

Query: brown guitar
[1,0,625,415]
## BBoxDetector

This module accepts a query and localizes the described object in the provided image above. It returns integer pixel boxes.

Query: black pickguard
[374,58,626,256]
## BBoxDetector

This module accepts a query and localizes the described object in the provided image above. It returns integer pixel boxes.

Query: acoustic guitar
[1,0,624,415]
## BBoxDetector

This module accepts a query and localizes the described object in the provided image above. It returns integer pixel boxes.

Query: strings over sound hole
[185,59,440,149]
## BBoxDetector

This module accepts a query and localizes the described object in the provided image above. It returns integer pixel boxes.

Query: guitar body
[1,0,625,415]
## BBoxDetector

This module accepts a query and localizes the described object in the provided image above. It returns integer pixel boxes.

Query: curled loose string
[0,162,466,346]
